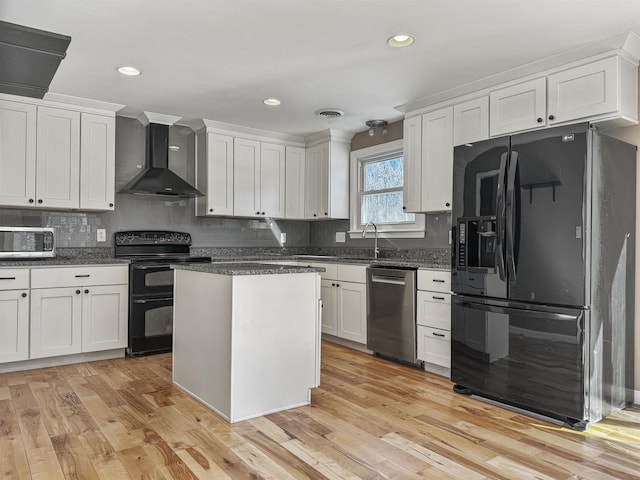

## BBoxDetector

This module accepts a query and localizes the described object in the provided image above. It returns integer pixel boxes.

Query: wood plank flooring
[1,340,639,479]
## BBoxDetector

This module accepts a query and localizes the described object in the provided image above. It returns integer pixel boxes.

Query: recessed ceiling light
[388,34,414,47]
[117,66,141,76]
[263,98,281,106]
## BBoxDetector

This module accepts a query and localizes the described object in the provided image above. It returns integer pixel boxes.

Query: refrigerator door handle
[495,152,508,281]
[457,300,579,321]
[505,150,519,282]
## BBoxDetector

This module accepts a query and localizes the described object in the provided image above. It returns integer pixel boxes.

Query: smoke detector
[314,108,345,120]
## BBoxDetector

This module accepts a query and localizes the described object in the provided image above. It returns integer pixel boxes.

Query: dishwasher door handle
[371,275,406,286]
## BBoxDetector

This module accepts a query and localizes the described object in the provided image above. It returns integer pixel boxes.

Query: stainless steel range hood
[0,20,71,98]
[119,122,203,198]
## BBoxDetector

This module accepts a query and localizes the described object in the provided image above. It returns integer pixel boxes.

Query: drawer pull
[432,296,445,300]
[432,332,446,337]
[0,277,17,280]
[432,279,445,283]
[75,274,91,278]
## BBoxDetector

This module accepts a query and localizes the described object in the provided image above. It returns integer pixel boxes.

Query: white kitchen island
[171,262,323,423]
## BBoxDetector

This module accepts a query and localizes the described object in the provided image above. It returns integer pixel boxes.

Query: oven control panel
[115,231,192,246]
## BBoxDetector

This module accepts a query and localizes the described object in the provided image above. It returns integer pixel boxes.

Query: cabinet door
[304,144,320,219]
[453,97,489,146]
[0,100,37,207]
[416,290,451,330]
[489,77,546,136]
[197,132,234,216]
[403,115,422,213]
[285,146,306,219]
[337,281,366,343]
[80,113,115,211]
[82,284,128,352]
[417,325,451,367]
[317,141,331,218]
[547,56,619,125]
[422,107,453,212]
[233,138,260,216]
[320,279,337,335]
[0,290,30,363]
[259,142,286,218]
[36,106,81,209]
[30,287,82,359]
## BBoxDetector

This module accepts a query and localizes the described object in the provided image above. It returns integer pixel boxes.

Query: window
[350,140,425,238]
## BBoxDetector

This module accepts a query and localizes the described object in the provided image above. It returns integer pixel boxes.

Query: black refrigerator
[451,123,635,429]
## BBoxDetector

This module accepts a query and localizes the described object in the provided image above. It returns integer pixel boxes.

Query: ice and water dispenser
[456,216,498,271]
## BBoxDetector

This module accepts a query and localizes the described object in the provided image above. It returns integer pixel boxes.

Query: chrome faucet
[362,222,379,259]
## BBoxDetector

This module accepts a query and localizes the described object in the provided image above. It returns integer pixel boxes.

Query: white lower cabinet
[302,261,367,344]
[28,265,129,360]
[416,269,452,368]
[0,269,30,363]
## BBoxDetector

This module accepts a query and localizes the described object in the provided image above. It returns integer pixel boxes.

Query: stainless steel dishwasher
[366,265,420,366]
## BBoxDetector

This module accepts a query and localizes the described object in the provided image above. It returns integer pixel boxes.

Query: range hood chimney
[119,113,203,198]
[0,20,71,98]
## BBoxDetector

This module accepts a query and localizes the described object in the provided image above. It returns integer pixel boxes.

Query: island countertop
[171,262,325,276]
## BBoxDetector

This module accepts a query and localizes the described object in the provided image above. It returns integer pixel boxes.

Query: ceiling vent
[315,108,345,119]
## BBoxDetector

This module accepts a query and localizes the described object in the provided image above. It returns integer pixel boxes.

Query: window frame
[349,140,425,239]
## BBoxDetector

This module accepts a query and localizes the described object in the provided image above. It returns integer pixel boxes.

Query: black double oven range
[115,231,210,356]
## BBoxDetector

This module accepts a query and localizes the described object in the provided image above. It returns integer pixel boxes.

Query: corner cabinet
[304,131,351,220]
[0,94,117,211]
[403,107,454,213]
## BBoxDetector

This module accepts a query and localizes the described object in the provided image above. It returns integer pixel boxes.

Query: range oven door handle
[457,301,578,322]
[132,264,175,270]
[132,297,173,304]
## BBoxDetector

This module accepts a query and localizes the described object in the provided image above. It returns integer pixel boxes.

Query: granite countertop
[172,262,326,276]
[0,258,130,267]
[208,255,449,270]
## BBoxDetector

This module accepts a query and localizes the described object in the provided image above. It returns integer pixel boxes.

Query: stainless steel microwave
[0,227,55,258]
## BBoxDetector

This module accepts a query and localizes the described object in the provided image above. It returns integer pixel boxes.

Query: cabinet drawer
[31,265,128,288]
[417,269,451,293]
[302,262,337,280]
[0,269,30,290]
[416,291,451,330]
[417,325,451,368]
[337,264,366,284]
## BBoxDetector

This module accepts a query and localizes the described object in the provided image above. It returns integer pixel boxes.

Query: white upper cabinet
[80,113,115,211]
[403,107,453,213]
[285,145,306,219]
[233,137,261,217]
[304,133,350,220]
[489,77,547,136]
[0,100,37,207]
[0,95,117,211]
[195,132,234,216]
[546,56,636,125]
[453,96,489,146]
[422,107,454,213]
[36,106,81,209]
[402,115,422,213]
[259,142,286,218]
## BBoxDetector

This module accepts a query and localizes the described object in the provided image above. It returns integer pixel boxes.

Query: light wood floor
[1,341,640,479]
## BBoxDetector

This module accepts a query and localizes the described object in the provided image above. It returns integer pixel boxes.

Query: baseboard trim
[0,349,125,374]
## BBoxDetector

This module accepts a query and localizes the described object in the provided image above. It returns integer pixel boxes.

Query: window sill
[348,228,426,240]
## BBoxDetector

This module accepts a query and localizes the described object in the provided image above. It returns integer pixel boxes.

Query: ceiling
[2,0,640,137]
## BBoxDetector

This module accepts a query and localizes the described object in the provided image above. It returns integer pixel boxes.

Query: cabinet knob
[37,199,43,204]
[536,117,543,123]
[313,214,317,217]
[84,289,89,294]
[332,283,336,287]
[209,209,213,212]
[109,203,114,207]
[261,212,265,215]
[21,292,27,298]
[402,206,406,210]
[336,283,340,287]
[76,290,81,294]
[548,115,555,121]
[445,202,450,207]
[256,211,260,215]
[28,198,34,204]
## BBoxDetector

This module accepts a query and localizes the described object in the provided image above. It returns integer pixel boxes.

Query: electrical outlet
[280,232,287,244]
[96,228,107,242]
[335,232,346,243]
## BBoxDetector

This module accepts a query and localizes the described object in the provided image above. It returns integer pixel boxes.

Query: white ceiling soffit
[2,0,639,136]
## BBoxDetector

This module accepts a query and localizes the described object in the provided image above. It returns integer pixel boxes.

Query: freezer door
[452,137,509,298]
[451,296,586,422]
[508,124,587,306]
